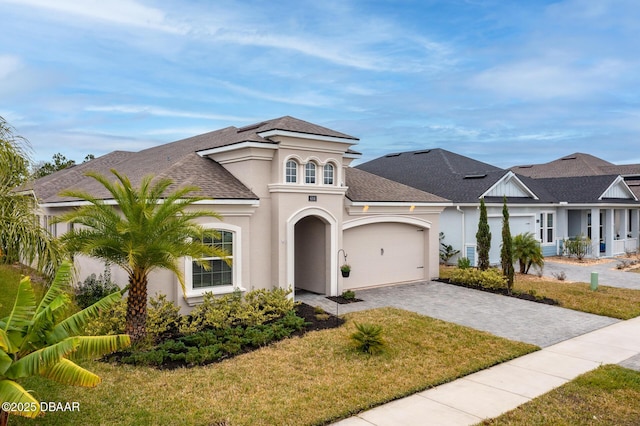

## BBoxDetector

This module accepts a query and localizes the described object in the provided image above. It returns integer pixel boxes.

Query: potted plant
[340,264,351,278]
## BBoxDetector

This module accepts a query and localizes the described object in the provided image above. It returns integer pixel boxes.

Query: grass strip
[480,365,640,425]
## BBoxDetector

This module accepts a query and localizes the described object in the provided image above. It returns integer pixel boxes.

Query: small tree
[500,197,514,293]
[476,197,491,271]
[512,232,544,274]
[439,232,460,264]
[565,234,591,261]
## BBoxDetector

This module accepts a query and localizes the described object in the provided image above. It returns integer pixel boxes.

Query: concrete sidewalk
[333,316,640,425]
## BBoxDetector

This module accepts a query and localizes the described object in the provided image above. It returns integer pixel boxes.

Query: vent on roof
[517,165,533,169]
[464,174,487,179]
[237,122,267,133]
[385,153,401,158]
[561,156,577,160]
[413,149,431,155]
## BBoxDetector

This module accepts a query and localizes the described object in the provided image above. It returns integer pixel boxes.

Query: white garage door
[343,222,426,289]
[488,215,535,265]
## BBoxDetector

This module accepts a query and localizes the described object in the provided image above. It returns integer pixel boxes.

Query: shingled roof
[345,168,448,203]
[356,148,511,203]
[510,152,636,178]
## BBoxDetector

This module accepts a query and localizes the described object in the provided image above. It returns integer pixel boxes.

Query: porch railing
[625,238,638,253]
[613,239,626,256]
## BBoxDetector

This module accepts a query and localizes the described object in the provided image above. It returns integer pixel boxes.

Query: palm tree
[0,261,130,426]
[512,232,544,274]
[56,169,229,342]
[0,117,63,278]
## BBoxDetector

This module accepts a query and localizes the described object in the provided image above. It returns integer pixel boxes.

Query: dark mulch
[437,279,559,306]
[326,296,363,304]
[294,302,345,332]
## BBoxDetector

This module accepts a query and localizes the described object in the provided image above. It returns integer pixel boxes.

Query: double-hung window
[305,162,316,184]
[286,160,298,183]
[323,164,334,185]
[192,231,233,288]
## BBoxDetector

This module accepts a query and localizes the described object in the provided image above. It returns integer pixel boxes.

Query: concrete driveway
[296,280,618,348]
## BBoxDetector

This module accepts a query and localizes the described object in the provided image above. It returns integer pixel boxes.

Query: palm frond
[7,338,78,379]
[41,358,101,387]
[0,379,41,418]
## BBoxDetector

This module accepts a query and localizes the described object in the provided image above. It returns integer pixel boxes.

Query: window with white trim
[305,162,316,184]
[192,231,233,288]
[323,163,334,185]
[286,160,298,183]
[539,212,554,244]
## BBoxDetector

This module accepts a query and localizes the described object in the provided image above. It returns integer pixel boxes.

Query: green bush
[147,294,182,341]
[351,322,386,355]
[75,269,121,309]
[182,288,295,334]
[564,234,591,260]
[457,257,471,269]
[449,267,507,290]
[83,297,127,336]
[341,290,356,300]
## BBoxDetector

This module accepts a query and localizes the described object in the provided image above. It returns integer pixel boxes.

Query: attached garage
[342,221,429,289]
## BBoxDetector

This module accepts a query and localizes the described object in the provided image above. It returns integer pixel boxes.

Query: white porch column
[604,208,614,257]
[591,208,600,257]
[632,209,640,251]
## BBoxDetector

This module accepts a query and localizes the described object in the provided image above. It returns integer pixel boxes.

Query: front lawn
[480,365,640,425]
[12,308,536,425]
[440,266,640,320]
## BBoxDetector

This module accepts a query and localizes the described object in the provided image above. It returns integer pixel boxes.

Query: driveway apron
[296,280,618,347]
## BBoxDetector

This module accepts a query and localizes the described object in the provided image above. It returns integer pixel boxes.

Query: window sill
[183,285,247,307]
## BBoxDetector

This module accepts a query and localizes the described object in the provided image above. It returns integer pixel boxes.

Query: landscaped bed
[11,308,537,425]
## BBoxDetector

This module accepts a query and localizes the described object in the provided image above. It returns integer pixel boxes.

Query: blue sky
[1,0,639,168]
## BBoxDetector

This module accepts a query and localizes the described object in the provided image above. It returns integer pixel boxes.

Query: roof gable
[601,176,638,200]
[482,171,538,200]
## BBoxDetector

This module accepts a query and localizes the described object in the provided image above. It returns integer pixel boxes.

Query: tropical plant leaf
[0,329,10,353]
[68,335,130,360]
[7,338,79,379]
[3,276,36,332]
[0,379,41,418]
[47,290,123,343]
[0,349,12,375]
[35,261,73,316]
[41,358,101,387]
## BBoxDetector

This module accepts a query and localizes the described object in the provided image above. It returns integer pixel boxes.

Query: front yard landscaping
[440,266,640,320]
[10,308,536,425]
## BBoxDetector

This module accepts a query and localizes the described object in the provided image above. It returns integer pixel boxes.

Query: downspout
[457,206,465,256]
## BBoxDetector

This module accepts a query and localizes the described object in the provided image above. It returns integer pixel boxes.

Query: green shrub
[75,269,121,309]
[181,288,295,334]
[341,290,356,300]
[457,257,471,269]
[83,297,127,336]
[564,234,591,260]
[350,322,386,355]
[147,294,182,341]
[449,267,507,290]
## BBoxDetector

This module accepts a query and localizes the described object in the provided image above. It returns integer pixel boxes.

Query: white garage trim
[343,215,432,230]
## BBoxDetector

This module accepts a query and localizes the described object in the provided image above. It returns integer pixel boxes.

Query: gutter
[457,206,465,254]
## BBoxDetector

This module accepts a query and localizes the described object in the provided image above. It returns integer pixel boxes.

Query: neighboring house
[357,149,640,265]
[28,116,449,311]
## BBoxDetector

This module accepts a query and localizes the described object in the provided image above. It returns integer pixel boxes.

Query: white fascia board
[599,176,638,201]
[480,171,539,200]
[349,201,453,208]
[196,141,277,157]
[257,129,358,144]
[343,152,362,159]
[40,198,260,208]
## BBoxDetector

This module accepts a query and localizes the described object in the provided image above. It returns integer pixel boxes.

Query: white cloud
[0,55,22,80]
[1,0,186,33]
[85,105,256,122]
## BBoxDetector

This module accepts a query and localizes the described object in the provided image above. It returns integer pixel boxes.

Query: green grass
[480,365,640,425]
[440,266,640,320]
[0,264,26,316]
[10,308,537,425]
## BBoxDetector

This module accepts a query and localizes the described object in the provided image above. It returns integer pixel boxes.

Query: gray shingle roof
[356,148,508,203]
[511,152,616,178]
[345,168,448,203]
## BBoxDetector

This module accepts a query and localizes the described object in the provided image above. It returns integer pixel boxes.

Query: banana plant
[0,261,130,425]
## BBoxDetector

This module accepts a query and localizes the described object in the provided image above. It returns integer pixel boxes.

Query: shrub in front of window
[457,257,471,269]
[75,267,121,309]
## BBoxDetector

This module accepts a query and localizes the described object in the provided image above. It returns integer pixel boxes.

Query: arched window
[323,163,335,185]
[305,162,316,184]
[286,160,298,183]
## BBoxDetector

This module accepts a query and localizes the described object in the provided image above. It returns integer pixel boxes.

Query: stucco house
[29,116,449,311]
[357,149,640,265]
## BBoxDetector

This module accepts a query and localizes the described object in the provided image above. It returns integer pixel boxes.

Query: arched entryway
[287,207,338,296]
[294,216,329,294]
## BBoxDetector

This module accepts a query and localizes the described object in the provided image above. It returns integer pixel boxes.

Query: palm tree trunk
[0,409,9,426]
[125,267,148,342]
